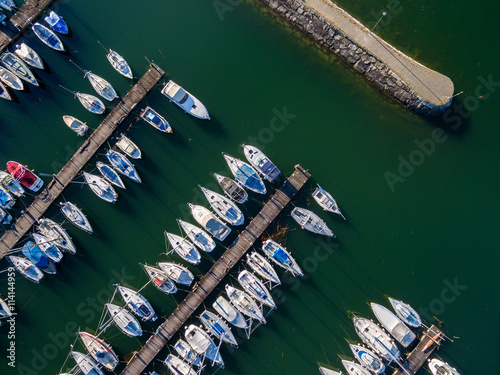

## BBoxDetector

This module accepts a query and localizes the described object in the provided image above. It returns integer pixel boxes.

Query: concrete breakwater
[257,0,454,115]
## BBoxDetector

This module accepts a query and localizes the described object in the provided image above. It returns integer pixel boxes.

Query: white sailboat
[0,52,38,86]
[428,359,461,375]
[157,262,194,286]
[70,351,105,375]
[173,339,201,367]
[14,43,44,70]
[140,264,177,294]
[291,207,335,237]
[32,232,63,262]
[353,316,400,362]
[0,68,23,90]
[116,285,157,322]
[177,218,216,253]
[341,359,372,375]
[184,324,224,367]
[83,172,118,203]
[106,49,133,79]
[212,296,248,329]
[237,270,276,309]
[164,231,201,265]
[96,162,126,190]
[312,184,346,219]
[62,115,88,136]
[261,239,303,277]
[105,303,142,337]
[60,202,93,234]
[106,150,141,183]
[200,310,238,347]
[37,218,77,254]
[199,185,244,226]
[78,331,119,372]
[213,173,248,204]
[164,355,197,375]
[349,344,385,374]
[6,255,43,283]
[225,285,265,324]
[388,297,422,328]
[84,71,118,101]
[188,203,231,241]
[222,153,266,195]
[32,23,65,51]
[246,251,280,285]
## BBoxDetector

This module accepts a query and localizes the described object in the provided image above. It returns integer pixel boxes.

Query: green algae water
[0,0,499,374]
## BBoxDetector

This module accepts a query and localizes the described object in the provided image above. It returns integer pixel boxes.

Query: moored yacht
[76,91,105,114]
[78,331,119,371]
[37,218,76,254]
[370,302,416,347]
[60,202,93,234]
[116,285,157,322]
[0,295,11,319]
[0,185,15,209]
[106,150,141,183]
[225,285,265,324]
[140,106,172,133]
[312,184,345,219]
[7,255,44,283]
[14,43,44,70]
[161,80,210,120]
[21,241,56,274]
[0,68,23,90]
[428,359,461,375]
[32,23,65,51]
[106,49,133,79]
[242,144,281,183]
[96,162,126,189]
[85,71,118,101]
[70,351,105,375]
[83,172,118,203]
[237,270,276,309]
[212,296,248,329]
[388,297,422,328]
[32,232,63,262]
[213,173,248,204]
[140,264,177,294]
[62,115,88,136]
[222,153,266,195]
[173,339,201,367]
[164,355,197,375]
[349,344,385,374]
[157,262,194,286]
[184,324,224,367]
[177,218,216,253]
[0,52,38,86]
[0,207,11,225]
[7,161,43,192]
[44,11,69,34]
[291,207,335,237]
[200,310,238,347]
[0,170,25,197]
[188,203,231,241]
[199,185,244,226]
[341,359,371,375]
[261,239,303,277]
[164,231,201,265]
[116,134,141,159]
[246,251,280,285]
[105,303,142,337]
[0,80,10,100]
[353,316,400,362]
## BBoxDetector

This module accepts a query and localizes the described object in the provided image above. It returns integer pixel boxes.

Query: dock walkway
[0,64,165,258]
[121,165,311,375]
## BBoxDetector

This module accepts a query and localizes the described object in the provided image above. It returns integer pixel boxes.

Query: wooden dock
[392,325,443,375]
[0,63,165,258]
[121,165,311,375]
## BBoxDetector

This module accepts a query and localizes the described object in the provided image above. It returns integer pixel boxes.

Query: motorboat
[261,239,303,277]
[225,285,265,324]
[105,303,142,337]
[291,207,335,237]
[161,80,210,120]
[106,150,141,183]
[116,285,157,322]
[0,68,23,90]
[341,359,371,375]
[388,297,422,328]
[84,71,117,101]
[140,264,177,294]
[173,339,201,367]
[0,207,12,225]
[353,316,400,362]
[0,0,15,12]
[157,262,194,286]
[140,106,172,133]
[32,232,63,262]
[319,365,343,375]
[164,355,197,375]
[199,185,244,226]
[312,184,345,219]
[246,251,280,285]
[428,358,461,375]
[349,344,385,374]
[7,255,44,283]
[213,173,248,204]
[96,162,126,189]
[0,80,11,100]
[0,52,38,86]
[106,49,133,79]
[37,218,77,254]
[242,144,281,183]
[177,219,216,253]
[78,331,119,371]
[237,270,276,309]
[60,202,93,234]
[200,310,238,347]
[164,231,201,265]
[70,351,105,375]
[21,240,56,274]
[62,115,88,136]
[116,134,141,159]
[0,296,11,319]
[76,92,105,114]
[212,296,248,329]
[188,203,231,241]
[184,324,223,367]
[7,161,44,192]
[82,171,118,203]
[14,43,44,70]
[32,23,65,51]
[0,170,25,197]
[44,11,69,34]
[0,186,15,209]
[370,302,416,347]
[222,153,266,195]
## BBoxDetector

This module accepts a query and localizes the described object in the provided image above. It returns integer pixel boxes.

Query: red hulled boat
[6,161,44,192]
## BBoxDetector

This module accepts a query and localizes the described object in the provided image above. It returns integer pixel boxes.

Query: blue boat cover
[235,165,264,193]
[273,248,290,266]
[22,241,50,268]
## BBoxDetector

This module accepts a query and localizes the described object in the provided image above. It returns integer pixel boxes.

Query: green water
[0,0,499,374]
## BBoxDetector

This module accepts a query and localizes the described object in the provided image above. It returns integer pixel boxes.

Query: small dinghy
[32,23,65,51]
[0,52,38,86]
[164,355,197,375]
[237,270,276,309]
[105,303,142,337]
[6,161,43,192]
[188,203,231,241]
[84,71,117,101]
[106,49,133,79]
[173,339,201,367]
[7,255,43,283]
[312,184,345,219]
[60,202,93,234]
[14,43,44,70]
[428,358,461,375]
[0,80,11,100]
[261,239,303,277]
[370,302,416,348]
[200,310,238,347]
[70,351,105,375]
[140,106,172,133]
[349,344,385,374]
[37,218,77,254]
[223,153,266,195]
[242,144,281,183]
[0,186,15,209]
[0,67,23,90]
[116,285,157,322]
[96,162,126,190]
[388,297,422,328]
[78,331,119,372]
[199,185,244,226]
[115,134,141,159]
[212,296,248,329]
[44,11,69,34]
[161,80,210,120]
[33,232,63,262]
[341,359,372,375]
[225,285,265,324]
[0,171,24,197]
[246,251,280,285]
[83,171,118,203]
[0,207,12,225]
[62,115,88,136]
[177,219,216,253]
[21,240,56,274]
[184,324,224,367]
[291,207,335,237]
[157,262,194,286]
[213,173,248,204]
[353,316,400,362]
[164,231,201,265]
[140,263,177,294]
[106,150,141,183]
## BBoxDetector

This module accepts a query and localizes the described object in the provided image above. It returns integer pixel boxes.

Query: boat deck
[120,165,311,375]
[0,63,164,258]
[392,325,443,375]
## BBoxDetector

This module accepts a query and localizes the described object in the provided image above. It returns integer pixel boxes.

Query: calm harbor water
[0,0,499,374]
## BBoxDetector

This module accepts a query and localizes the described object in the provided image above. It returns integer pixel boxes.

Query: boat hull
[7,161,43,192]
[32,23,65,51]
